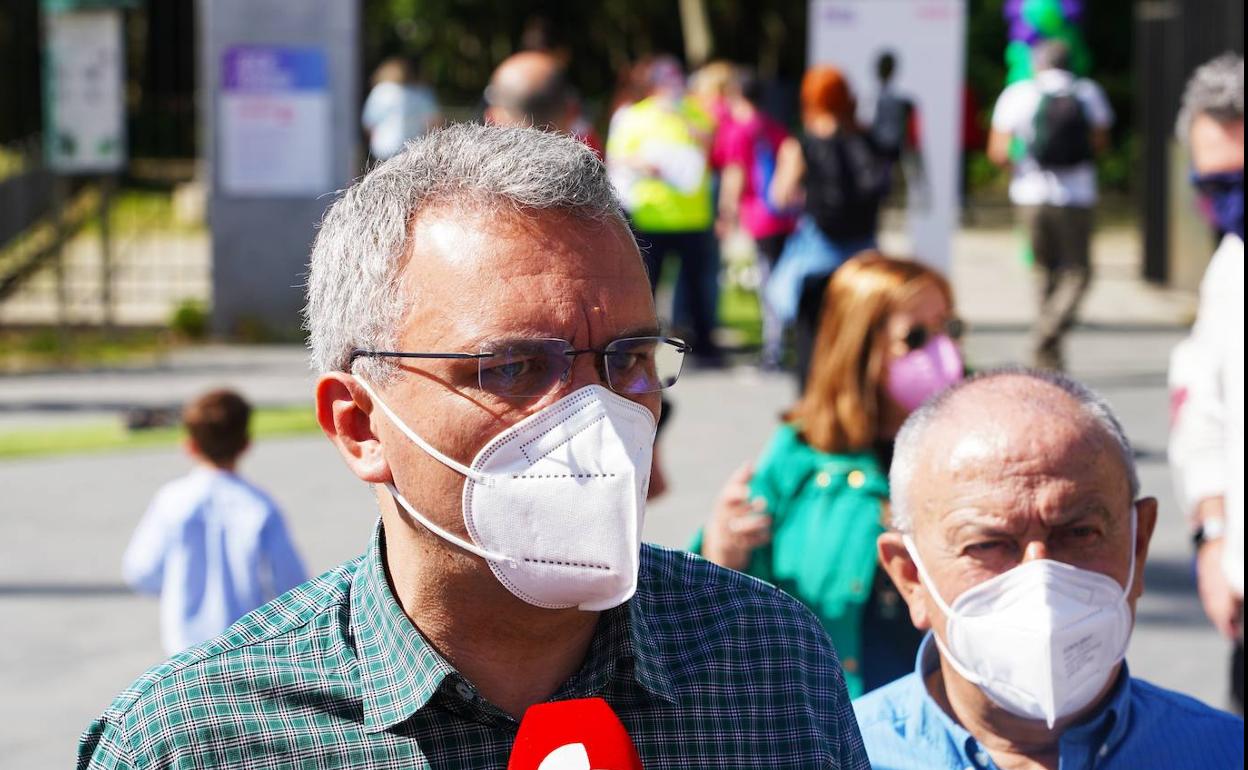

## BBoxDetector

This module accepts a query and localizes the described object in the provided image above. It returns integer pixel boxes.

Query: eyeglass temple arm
[348,350,494,364]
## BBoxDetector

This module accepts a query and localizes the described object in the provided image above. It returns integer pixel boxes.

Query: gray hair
[1175,53,1244,143]
[889,367,1140,532]
[304,122,628,383]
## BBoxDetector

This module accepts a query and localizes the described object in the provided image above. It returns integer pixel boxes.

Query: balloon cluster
[1003,0,1090,84]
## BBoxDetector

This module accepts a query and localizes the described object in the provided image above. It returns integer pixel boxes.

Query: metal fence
[0,0,205,330]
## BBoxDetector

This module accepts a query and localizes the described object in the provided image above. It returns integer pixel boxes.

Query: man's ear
[1130,497,1159,601]
[878,531,933,631]
[315,372,391,484]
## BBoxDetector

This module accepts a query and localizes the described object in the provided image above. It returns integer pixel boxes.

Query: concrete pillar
[199,0,359,338]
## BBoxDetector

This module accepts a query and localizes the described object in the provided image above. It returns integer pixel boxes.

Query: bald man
[484,51,573,130]
[855,369,1243,770]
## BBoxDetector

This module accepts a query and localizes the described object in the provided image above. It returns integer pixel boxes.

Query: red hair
[800,66,856,124]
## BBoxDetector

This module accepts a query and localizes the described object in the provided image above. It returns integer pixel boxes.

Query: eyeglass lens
[477,337,685,397]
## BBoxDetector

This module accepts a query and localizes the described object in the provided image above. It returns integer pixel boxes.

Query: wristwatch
[1193,517,1227,549]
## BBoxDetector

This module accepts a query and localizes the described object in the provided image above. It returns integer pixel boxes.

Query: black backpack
[1030,87,1093,169]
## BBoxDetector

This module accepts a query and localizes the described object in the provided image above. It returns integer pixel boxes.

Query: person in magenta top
[715,67,798,369]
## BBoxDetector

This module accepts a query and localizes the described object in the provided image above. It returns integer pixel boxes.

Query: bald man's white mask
[904,507,1138,728]
[358,380,655,611]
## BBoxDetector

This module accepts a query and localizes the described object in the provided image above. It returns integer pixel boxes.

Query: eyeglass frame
[348,335,692,397]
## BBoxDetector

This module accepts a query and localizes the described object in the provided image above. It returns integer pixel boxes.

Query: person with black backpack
[766,65,890,388]
[987,39,1113,371]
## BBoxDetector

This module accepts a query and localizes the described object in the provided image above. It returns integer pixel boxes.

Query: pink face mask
[885,334,964,412]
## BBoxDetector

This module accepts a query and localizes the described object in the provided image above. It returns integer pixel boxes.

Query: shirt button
[454,682,474,701]
[847,469,866,488]
[1098,744,1109,758]
[815,471,832,488]
[974,750,990,767]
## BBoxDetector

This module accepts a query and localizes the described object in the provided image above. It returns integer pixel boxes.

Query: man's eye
[1060,526,1101,545]
[965,540,1009,557]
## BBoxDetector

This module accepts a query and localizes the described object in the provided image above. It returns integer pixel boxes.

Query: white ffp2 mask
[905,509,1138,727]
[358,380,656,611]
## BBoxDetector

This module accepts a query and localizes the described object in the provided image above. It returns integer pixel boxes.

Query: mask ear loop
[902,534,987,687]
[1122,503,1139,598]
[384,482,518,569]
[354,377,496,488]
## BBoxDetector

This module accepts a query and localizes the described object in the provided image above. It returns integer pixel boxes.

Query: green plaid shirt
[79,523,870,768]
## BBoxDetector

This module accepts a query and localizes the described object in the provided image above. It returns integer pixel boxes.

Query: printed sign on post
[44,9,126,173]
[220,45,331,196]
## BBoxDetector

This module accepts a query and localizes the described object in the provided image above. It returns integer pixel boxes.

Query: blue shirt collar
[911,632,1133,769]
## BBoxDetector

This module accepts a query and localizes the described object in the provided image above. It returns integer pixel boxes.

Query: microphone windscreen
[507,697,643,770]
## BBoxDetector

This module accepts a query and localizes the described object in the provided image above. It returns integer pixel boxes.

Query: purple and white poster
[219,45,331,196]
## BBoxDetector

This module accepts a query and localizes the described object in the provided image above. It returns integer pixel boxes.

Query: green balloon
[1005,39,1033,84]
[1022,0,1065,36]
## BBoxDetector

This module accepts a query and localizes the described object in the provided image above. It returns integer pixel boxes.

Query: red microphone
[507,697,643,770]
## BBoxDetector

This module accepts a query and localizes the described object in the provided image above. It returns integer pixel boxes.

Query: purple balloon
[1009,19,1038,43]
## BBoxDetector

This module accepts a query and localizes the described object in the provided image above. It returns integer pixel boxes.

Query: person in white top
[362,56,443,161]
[1167,53,1244,714]
[988,40,1114,370]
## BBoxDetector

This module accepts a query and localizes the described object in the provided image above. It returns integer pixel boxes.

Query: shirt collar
[350,526,678,733]
[626,579,680,705]
[350,521,457,733]
[911,632,1134,767]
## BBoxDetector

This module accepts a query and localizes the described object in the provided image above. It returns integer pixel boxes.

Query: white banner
[809,0,966,272]
[44,9,126,173]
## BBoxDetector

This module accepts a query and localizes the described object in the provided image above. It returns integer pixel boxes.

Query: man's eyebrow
[1051,502,1114,526]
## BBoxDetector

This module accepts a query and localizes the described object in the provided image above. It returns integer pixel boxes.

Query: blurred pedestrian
[487,47,603,158]
[987,39,1113,371]
[606,55,720,361]
[766,65,890,388]
[122,389,306,656]
[715,66,798,369]
[856,369,1244,769]
[362,56,443,161]
[869,50,927,209]
[1168,53,1244,714]
[693,252,965,697]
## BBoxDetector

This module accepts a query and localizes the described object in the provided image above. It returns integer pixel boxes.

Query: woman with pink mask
[692,252,965,697]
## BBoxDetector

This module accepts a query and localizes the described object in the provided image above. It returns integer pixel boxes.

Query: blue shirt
[853,634,1244,769]
[122,467,306,654]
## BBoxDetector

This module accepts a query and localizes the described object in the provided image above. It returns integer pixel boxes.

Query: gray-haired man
[79,124,871,768]
[853,369,1244,769]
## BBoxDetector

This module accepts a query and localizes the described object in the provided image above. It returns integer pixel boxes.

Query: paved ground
[1,226,1238,766]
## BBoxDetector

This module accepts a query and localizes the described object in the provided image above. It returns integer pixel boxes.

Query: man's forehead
[912,381,1126,507]
[399,206,651,343]
[408,204,634,272]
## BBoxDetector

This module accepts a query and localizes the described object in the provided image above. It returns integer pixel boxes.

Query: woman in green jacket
[694,251,964,697]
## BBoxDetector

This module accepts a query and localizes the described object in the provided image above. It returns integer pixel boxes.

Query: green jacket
[692,423,889,697]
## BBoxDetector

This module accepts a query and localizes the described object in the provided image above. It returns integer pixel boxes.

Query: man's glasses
[350,336,690,398]
[902,318,965,353]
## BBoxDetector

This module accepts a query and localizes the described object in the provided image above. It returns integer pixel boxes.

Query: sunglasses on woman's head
[903,318,965,352]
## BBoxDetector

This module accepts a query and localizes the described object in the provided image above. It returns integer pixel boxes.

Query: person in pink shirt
[715,67,798,369]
